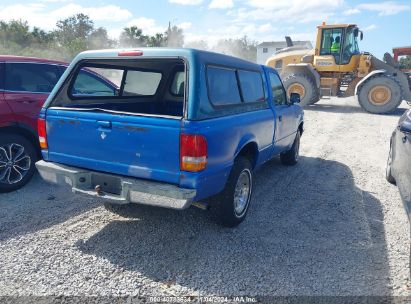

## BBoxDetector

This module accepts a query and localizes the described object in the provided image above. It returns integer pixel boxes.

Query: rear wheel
[0,134,37,193]
[215,157,253,227]
[280,131,301,166]
[283,74,319,106]
[358,76,402,114]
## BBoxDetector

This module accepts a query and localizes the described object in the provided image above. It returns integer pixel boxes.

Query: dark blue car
[386,109,411,219]
[35,48,304,227]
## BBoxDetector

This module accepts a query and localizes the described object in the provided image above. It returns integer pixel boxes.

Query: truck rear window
[51,58,186,118]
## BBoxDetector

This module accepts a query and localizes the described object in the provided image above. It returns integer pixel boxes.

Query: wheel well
[237,142,258,169]
[0,126,40,157]
[283,65,320,89]
[355,71,386,95]
[357,74,403,96]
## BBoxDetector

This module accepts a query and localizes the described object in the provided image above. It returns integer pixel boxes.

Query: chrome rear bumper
[35,160,196,210]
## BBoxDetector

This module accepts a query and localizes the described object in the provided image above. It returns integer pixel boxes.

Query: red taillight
[38,118,47,149]
[118,50,143,56]
[180,134,207,172]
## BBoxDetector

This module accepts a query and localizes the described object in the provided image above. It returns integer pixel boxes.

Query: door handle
[97,121,112,128]
[278,115,282,122]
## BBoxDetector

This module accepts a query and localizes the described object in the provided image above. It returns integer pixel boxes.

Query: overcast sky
[0,0,409,58]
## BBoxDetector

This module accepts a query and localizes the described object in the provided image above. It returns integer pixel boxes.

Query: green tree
[184,40,208,50]
[165,23,184,47]
[0,20,32,48]
[147,33,166,47]
[212,36,257,62]
[54,14,94,57]
[31,27,54,45]
[88,27,116,50]
[399,56,411,70]
[119,26,148,47]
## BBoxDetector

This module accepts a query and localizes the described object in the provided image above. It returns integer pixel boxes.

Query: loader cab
[315,24,362,71]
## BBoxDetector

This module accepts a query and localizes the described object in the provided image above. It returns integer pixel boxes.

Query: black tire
[103,202,140,217]
[0,134,37,193]
[310,97,320,105]
[358,76,402,114]
[283,74,319,106]
[280,131,301,166]
[215,157,253,227]
[386,142,396,185]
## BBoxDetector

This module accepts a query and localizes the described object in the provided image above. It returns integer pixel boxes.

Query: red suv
[0,56,68,192]
[0,56,120,192]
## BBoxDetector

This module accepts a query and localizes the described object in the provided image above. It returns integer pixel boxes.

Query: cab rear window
[72,68,121,97]
[170,71,185,96]
[70,67,162,98]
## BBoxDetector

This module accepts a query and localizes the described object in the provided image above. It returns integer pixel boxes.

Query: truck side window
[207,66,241,106]
[238,70,265,103]
[269,72,287,105]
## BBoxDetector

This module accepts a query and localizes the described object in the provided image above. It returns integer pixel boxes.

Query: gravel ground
[0,97,410,298]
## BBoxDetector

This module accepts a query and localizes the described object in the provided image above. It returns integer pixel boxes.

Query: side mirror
[290,92,301,104]
[360,31,364,41]
[400,120,411,134]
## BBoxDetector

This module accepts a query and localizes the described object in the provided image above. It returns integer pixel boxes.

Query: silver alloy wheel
[233,169,252,216]
[0,143,31,185]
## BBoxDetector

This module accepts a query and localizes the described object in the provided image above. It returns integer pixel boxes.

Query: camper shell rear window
[51,58,186,118]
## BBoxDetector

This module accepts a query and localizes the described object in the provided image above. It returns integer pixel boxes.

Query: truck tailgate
[45,109,182,184]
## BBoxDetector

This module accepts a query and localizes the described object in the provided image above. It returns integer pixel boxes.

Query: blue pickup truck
[35,48,304,227]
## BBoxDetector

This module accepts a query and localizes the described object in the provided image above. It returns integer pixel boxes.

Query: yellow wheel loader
[266,23,411,114]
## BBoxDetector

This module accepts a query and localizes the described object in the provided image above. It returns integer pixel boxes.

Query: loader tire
[309,96,320,105]
[358,75,402,114]
[283,74,319,107]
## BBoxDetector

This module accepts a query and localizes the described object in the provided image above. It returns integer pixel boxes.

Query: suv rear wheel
[0,134,37,192]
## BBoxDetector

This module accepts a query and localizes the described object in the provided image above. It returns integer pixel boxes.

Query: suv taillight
[38,118,48,149]
[180,134,207,172]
